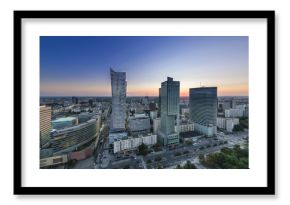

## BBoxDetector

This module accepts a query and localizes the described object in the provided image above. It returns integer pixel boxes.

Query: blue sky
[40,36,248,96]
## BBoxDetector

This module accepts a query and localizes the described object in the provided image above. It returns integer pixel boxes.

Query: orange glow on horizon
[41,83,248,97]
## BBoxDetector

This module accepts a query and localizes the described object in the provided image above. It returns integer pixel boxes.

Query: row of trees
[233,117,249,132]
[137,143,163,156]
[176,160,196,169]
[199,145,248,169]
[137,143,149,156]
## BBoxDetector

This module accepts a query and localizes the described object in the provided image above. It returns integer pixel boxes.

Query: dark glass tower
[160,77,180,146]
[189,87,217,136]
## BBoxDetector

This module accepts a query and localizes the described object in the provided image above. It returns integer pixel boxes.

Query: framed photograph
[14,10,275,195]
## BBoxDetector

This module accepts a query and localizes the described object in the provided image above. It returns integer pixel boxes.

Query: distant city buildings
[40,106,52,148]
[189,87,217,136]
[110,68,127,131]
[159,77,180,146]
[181,107,190,116]
[40,68,249,169]
[72,96,78,105]
[224,104,248,118]
[149,102,157,111]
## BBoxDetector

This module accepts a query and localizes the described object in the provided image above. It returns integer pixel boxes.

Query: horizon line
[40,95,249,97]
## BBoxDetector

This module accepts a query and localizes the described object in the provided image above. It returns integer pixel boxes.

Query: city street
[91,131,249,169]
[71,107,248,169]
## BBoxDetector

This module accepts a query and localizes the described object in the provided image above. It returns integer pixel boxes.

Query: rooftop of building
[189,86,217,90]
[110,68,126,74]
[52,119,96,134]
[129,113,149,119]
[114,133,157,141]
[52,116,77,123]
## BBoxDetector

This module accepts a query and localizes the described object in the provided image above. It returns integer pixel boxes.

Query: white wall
[0,0,287,205]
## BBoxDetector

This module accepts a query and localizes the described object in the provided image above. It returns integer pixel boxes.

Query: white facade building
[113,134,157,153]
[113,141,121,153]
[181,108,190,115]
[175,123,194,133]
[149,110,158,120]
[225,108,244,118]
[194,123,217,136]
[217,117,239,132]
[153,118,161,134]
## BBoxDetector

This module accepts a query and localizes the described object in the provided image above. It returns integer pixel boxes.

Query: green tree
[233,124,244,132]
[174,152,182,156]
[155,156,162,162]
[200,146,249,169]
[183,160,196,169]
[199,154,205,163]
[185,140,193,145]
[123,165,130,169]
[157,164,163,169]
[176,164,182,169]
[175,161,196,169]
[137,143,148,156]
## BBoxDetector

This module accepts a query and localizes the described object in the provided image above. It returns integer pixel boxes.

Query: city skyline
[40,36,248,97]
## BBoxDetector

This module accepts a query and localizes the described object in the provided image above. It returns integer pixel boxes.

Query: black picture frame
[14,10,275,195]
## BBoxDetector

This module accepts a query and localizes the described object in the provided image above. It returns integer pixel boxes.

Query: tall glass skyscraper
[189,87,217,136]
[160,77,180,146]
[110,68,127,131]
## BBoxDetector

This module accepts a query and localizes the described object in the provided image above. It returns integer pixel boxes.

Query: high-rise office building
[89,99,94,107]
[40,105,52,147]
[110,68,127,131]
[158,88,161,117]
[159,77,180,146]
[189,87,217,136]
[72,96,78,104]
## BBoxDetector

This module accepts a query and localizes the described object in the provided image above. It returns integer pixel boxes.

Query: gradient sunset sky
[40,36,248,97]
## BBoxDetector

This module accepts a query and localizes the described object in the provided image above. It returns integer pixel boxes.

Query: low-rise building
[52,116,78,130]
[109,132,128,144]
[113,134,157,153]
[181,108,190,115]
[194,123,217,136]
[153,118,161,134]
[225,108,244,118]
[149,110,158,120]
[175,123,194,133]
[217,117,239,132]
[40,154,68,169]
[128,114,150,134]
[51,119,97,155]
